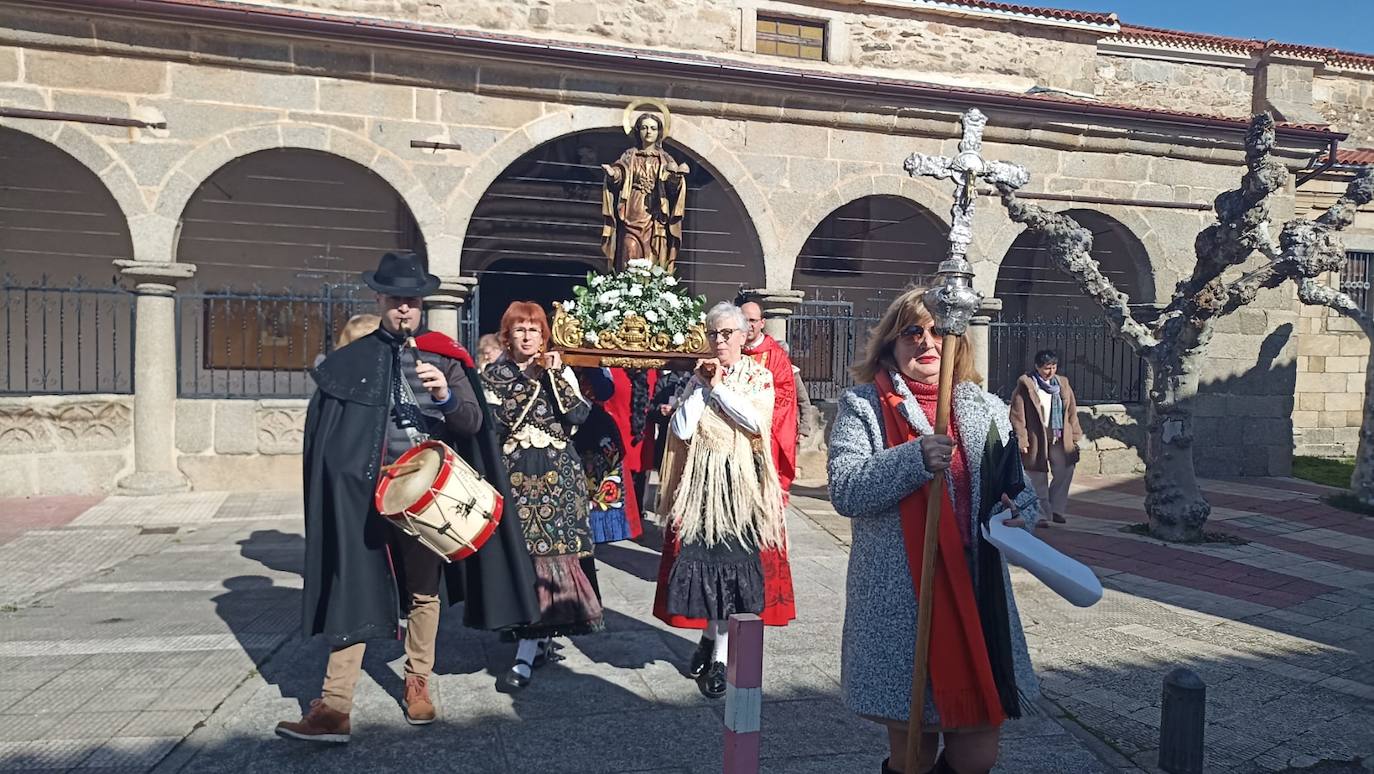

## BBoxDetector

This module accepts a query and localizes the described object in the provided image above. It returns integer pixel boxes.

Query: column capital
[739,287,805,319]
[114,260,197,295]
[426,274,479,309]
[978,296,1003,315]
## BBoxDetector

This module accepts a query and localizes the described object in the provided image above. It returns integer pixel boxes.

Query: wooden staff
[905,332,961,774]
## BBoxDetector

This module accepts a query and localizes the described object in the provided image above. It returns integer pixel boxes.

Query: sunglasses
[897,323,939,341]
[706,328,739,341]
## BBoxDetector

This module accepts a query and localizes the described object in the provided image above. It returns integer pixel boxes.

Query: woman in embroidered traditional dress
[653,302,791,699]
[573,367,644,544]
[483,302,604,693]
[827,288,1041,774]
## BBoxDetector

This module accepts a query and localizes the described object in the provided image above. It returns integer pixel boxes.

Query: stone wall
[0,396,134,496]
[174,399,306,491]
[223,0,1099,92]
[0,5,1328,492]
[1313,72,1374,148]
[1094,54,1252,119]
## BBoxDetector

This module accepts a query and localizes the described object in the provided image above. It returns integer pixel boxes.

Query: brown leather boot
[403,674,437,725]
[275,699,350,744]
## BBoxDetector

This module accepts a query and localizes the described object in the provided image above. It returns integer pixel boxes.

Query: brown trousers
[320,537,443,713]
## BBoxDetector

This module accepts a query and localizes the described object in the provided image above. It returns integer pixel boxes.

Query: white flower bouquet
[562,259,706,347]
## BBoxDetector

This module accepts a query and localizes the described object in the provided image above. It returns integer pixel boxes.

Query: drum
[374,440,504,562]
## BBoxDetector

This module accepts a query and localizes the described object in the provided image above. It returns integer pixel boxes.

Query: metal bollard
[723,613,764,774]
[1158,667,1206,774]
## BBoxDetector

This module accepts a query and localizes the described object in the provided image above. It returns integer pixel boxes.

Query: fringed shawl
[659,357,786,551]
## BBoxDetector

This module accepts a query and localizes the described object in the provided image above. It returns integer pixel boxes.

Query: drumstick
[380,461,424,475]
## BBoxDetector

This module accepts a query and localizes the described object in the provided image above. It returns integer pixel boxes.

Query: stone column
[740,287,806,342]
[969,297,1002,383]
[425,275,478,342]
[113,259,197,495]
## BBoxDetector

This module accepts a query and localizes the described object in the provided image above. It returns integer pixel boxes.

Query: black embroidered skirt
[664,534,765,622]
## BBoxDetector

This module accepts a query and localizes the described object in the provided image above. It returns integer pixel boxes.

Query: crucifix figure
[897,107,1030,774]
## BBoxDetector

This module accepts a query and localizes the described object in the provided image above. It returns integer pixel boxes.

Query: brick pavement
[795,474,1374,774]
[0,488,1113,773]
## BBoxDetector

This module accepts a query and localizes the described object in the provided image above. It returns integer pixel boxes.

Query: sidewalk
[795,475,1374,774]
[0,488,1112,773]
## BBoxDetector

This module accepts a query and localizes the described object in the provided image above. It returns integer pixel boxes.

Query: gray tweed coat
[827,376,1041,726]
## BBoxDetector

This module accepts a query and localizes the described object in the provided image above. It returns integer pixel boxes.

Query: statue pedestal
[550,305,708,370]
[557,346,707,371]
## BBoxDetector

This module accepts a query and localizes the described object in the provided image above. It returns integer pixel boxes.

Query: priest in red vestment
[740,301,798,496]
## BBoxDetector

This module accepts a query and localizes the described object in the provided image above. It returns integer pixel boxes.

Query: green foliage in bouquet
[563,258,706,347]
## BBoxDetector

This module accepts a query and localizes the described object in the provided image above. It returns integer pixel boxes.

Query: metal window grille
[0,277,135,395]
[757,15,826,61]
[988,317,1145,404]
[1341,251,1372,314]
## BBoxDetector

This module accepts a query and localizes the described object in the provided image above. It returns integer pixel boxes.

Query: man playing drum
[277,252,539,744]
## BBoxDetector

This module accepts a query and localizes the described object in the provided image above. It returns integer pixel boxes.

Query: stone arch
[991,206,1154,403]
[153,122,444,268]
[446,106,783,282]
[779,173,954,287]
[0,121,148,263]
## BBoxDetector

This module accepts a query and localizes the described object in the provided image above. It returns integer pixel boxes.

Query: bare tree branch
[995,184,1159,354]
[1182,114,1290,309]
[1296,278,1374,337]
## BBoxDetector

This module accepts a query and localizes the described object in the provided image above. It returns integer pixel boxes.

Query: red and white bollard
[723,613,763,774]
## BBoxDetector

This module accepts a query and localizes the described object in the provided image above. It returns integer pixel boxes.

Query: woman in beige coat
[1008,349,1083,528]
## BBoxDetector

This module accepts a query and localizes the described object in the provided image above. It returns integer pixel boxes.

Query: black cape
[301,330,539,646]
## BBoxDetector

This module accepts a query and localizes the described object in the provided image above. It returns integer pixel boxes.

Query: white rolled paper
[982,512,1103,607]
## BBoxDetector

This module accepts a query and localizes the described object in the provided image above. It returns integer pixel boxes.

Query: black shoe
[696,661,726,699]
[532,638,563,669]
[687,635,714,678]
[496,660,532,693]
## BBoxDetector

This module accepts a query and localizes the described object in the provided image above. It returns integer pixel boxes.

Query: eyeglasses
[511,326,542,337]
[745,318,763,324]
[706,328,739,341]
[897,324,939,342]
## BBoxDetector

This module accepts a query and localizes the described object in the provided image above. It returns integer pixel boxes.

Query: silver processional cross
[903,108,1029,335]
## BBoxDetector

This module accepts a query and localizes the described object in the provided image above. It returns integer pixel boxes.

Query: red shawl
[874,371,1004,729]
[413,331,474,369]
[743,334,798,493]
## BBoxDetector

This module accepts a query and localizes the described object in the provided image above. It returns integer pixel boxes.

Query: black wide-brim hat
[362,251,440,297]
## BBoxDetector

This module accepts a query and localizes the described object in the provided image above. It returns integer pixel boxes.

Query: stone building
[0,0,1370,496]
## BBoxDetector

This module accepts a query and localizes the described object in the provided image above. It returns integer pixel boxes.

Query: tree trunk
[1143,349,1211,542]
[1353,343,1374,506]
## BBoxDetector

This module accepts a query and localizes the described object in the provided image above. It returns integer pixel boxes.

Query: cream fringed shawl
[658,357,787,551]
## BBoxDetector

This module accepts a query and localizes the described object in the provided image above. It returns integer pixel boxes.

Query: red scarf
[875,371,1004,729]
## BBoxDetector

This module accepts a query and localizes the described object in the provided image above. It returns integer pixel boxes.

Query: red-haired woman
[482,301,603,692]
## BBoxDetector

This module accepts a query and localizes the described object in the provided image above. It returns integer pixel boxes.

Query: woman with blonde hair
[828,287,1040,774]
[335,314,380,349]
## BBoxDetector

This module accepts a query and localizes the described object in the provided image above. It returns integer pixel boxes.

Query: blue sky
[1042,0,1374,53]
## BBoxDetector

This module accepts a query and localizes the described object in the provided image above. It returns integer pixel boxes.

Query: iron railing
[176,285,373,399]
[0,277,135,395]
[988,317,1145,404]
[176,285,483,399]
[787,300,880,402]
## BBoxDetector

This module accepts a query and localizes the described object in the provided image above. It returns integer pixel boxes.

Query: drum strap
[394,350,431,445]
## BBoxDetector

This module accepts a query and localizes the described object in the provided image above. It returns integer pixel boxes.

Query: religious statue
[601,100,689,274]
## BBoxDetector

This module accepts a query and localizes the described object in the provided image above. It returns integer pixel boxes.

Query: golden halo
[622,98,673,140]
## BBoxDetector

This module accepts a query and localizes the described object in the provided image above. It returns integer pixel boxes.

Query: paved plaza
[0,474,1370,773]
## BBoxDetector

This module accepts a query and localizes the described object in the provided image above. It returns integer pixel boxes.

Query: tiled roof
[905,0,1117,27]
[1116,23,1374,71]
[1336,148,1374,166]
